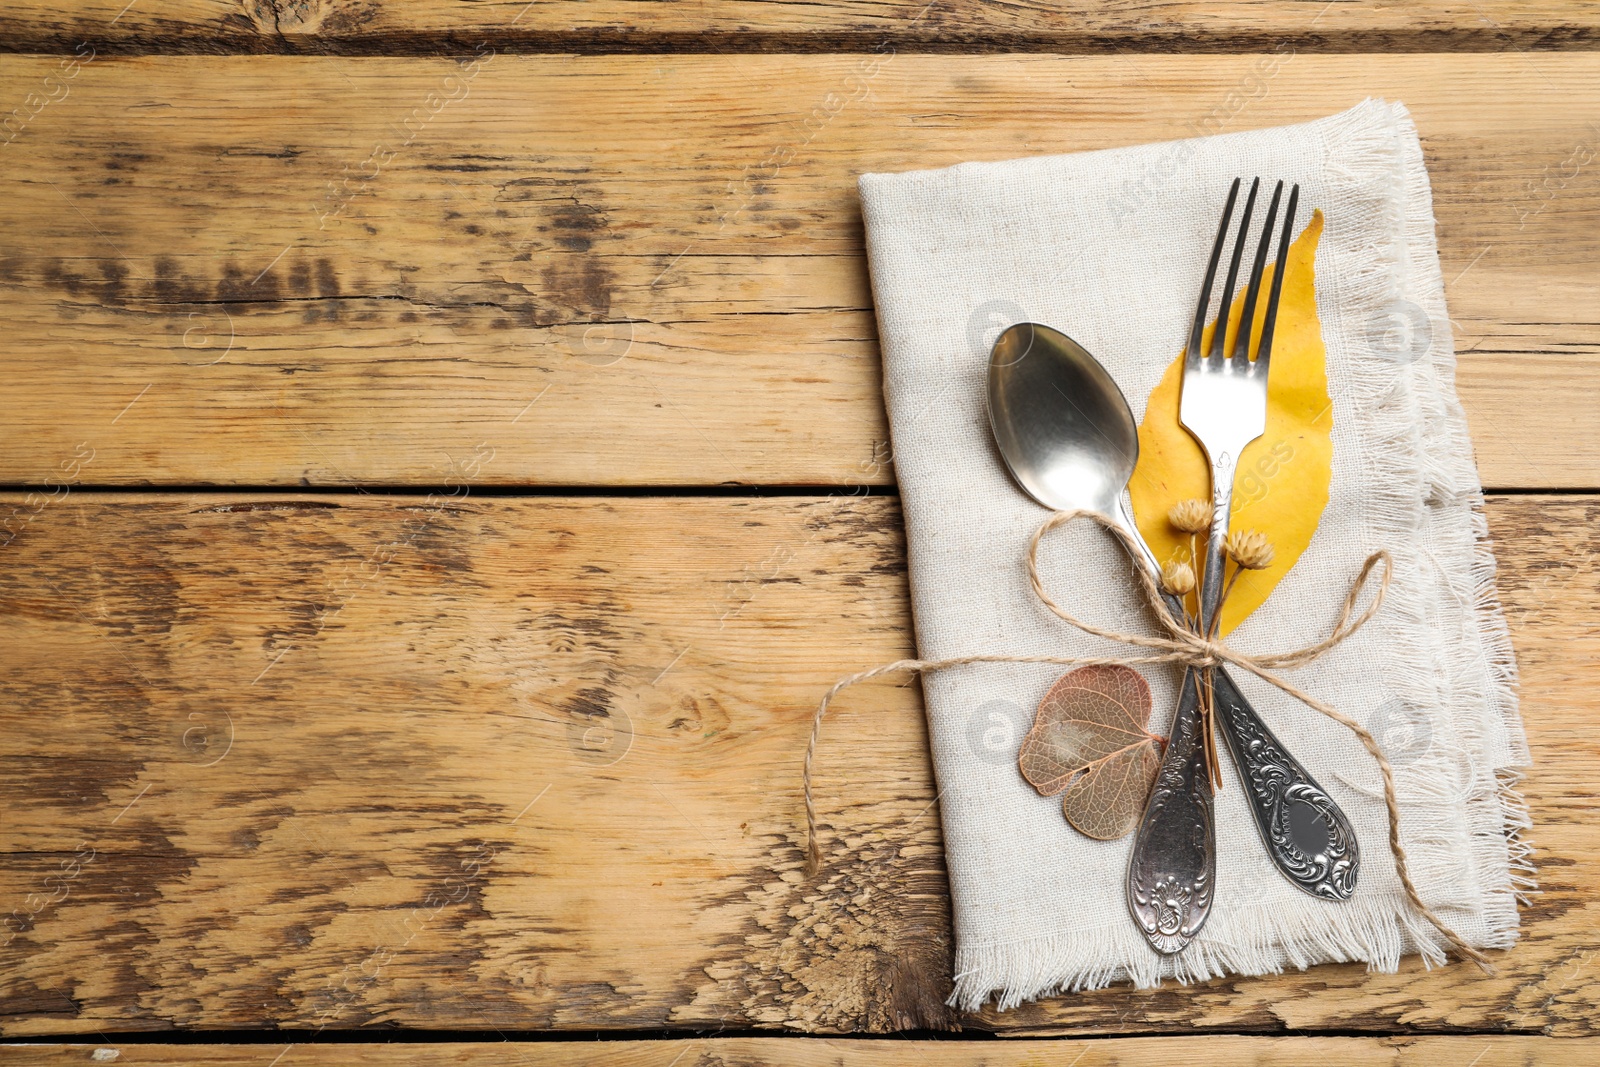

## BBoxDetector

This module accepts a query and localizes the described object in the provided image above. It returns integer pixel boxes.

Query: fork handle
[1127,668,1216,953]
[1197,448,1362,897]
[1212,666,1360,899]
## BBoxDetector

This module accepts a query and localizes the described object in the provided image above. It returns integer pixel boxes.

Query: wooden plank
[4,1036,1600,1066]
[3,0,1600,53]
[0,54,1597,490]
[0,492,1592,1035]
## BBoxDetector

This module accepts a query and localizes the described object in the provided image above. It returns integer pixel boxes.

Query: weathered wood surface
[4,0,1600,53]
[0,492,1593,1036]
[5,1036,1600,1065]
[2,54,1597,489]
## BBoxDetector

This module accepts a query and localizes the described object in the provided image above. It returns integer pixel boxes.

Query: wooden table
[2,3,1598,1063]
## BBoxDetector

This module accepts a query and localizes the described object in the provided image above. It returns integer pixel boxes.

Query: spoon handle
[1211,667,1360,899]
[1127,668,1216,953]
[1125,448,1242,956]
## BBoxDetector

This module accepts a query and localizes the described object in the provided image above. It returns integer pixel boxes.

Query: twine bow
[802,507,1491,970]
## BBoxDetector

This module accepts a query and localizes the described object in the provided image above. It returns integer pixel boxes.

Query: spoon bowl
[986,322,1157,573]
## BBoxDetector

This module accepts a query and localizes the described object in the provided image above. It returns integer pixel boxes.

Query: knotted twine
[802,507,1492,970]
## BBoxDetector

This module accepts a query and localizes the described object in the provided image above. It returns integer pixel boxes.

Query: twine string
[802,507,1491,970]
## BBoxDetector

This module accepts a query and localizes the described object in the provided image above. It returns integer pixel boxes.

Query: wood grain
[0,492,1593,1036]
[4,1036,1599,1066]
[2,54,1598,489]
[4,0,1600,54]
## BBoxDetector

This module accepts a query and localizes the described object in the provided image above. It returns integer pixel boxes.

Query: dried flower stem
[1211,564,1244,640]
[1188,532,1200,611]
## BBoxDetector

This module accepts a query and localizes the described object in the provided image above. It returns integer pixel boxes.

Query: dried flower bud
[1226,529,1276,570]
[1160,559,1196,596]
[1169,498,1211,534]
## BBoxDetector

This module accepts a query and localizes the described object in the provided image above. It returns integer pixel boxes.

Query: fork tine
[1208,177,1260,365]
[1186,177,1241,370]
[1255,183,1300,377]
[1234,180,1284,365]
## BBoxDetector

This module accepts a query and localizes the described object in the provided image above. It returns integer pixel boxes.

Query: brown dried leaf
[1060,741,1164,840]
[1017,664,1164,841]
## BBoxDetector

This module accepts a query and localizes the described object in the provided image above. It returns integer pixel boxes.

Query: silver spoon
[986,322,1358,949]
[987,321,1215,950]
[987,322,1164,578]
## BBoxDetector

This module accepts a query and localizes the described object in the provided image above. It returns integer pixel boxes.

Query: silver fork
[1128,178,1359,956]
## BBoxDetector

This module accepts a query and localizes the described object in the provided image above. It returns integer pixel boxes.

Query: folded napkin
[859,99,1531,1009]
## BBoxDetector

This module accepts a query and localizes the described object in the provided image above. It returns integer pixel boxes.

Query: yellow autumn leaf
[1128,210,1330,636]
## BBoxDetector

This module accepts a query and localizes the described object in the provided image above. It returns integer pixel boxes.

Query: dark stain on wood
[0,981,81,1020]
[2,757,146,812]
[193,501,343,514]
[681,826,958,1032]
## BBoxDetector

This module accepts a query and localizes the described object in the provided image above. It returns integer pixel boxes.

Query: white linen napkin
[858,99,1531,1010]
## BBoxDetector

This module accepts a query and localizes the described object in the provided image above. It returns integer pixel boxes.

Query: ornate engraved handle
[1124,452,1239,956]
[1211,667,1359,899]
[1127,669,1215,954]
